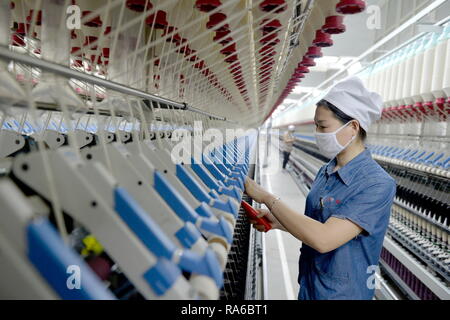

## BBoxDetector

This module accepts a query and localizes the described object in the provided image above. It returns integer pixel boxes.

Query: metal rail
[245,131,267,300]
[0,45,232,122]
[374,270,402,300]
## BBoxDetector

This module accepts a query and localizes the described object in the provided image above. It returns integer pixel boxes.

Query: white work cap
[321,76,383,131]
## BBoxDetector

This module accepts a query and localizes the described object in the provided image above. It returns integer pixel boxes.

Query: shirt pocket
[313,252,350,282]
[319,195,343,221]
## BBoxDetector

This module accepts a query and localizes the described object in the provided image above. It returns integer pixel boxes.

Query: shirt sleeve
[330,179,396,236]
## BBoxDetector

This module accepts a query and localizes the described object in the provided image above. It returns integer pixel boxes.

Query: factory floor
[258,134,305,300]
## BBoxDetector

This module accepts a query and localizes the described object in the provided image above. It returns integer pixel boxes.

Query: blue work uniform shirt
[298,148,396,300]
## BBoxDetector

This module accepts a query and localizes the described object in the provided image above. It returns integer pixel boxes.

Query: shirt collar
[325,149,371,186]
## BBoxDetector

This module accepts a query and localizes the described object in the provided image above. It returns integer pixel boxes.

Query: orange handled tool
[241,200,272,232]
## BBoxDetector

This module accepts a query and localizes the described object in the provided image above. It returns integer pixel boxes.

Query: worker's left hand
[249,208,285,232]
[244,177,271,203]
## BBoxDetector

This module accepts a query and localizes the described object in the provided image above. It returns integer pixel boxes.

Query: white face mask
[314,121,356,159]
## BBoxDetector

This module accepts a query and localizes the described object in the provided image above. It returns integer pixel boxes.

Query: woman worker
[244,77,396,300]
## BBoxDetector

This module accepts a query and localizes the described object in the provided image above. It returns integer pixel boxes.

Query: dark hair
[317,99,367,141]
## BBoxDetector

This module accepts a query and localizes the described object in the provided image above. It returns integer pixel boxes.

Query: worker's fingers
[256,212,266,219]
[255,209,268,219]
[244,177,254,189]
[246,176,255,184]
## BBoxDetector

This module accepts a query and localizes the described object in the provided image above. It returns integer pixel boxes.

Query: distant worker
[282,125,296,170]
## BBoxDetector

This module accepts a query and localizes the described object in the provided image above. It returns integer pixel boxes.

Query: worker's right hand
[249,208,285,232]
